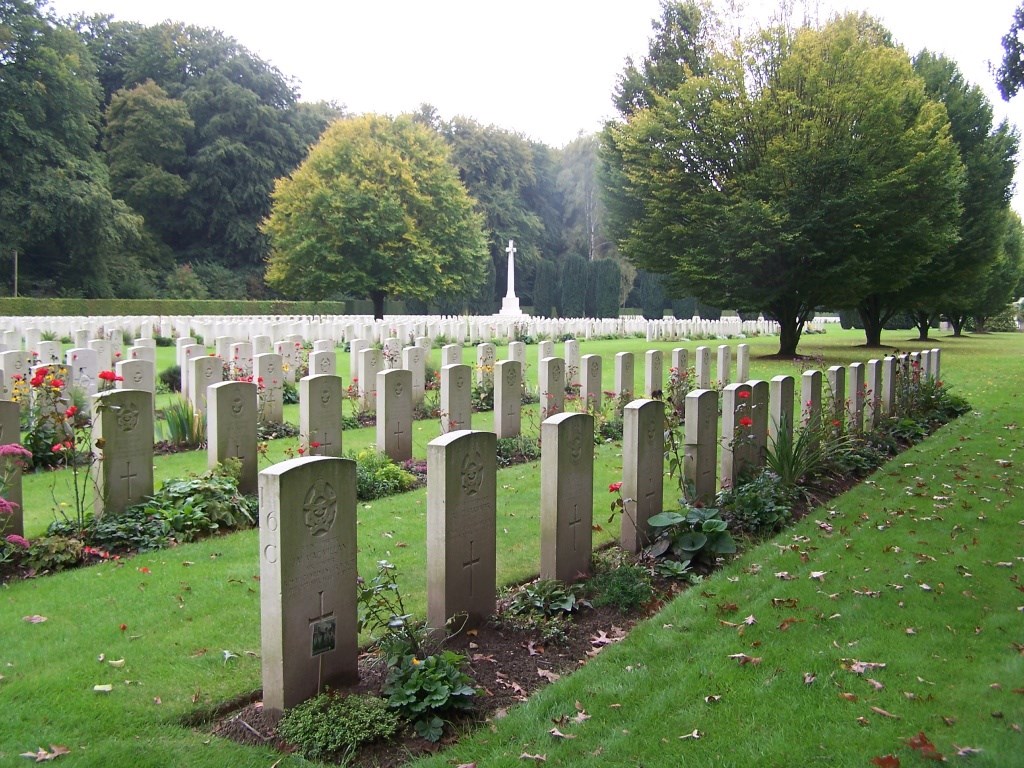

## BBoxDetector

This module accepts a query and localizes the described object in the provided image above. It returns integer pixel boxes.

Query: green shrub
[158,365,181,393]
[282,381,299,404]
[352,450,416,501]
[25,535,84,572]
[505,579,581,616]
[588,561,654,613]
[717,470,797,534]
[646,506,737,567]
[276,693,400,762]
[159,397,205,447]
[47,506,171,553]
[138,463,256,542]
[495,434,541,467]
[384,651,476,741]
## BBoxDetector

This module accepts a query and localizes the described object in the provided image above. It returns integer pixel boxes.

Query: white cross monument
[499,239,526,317]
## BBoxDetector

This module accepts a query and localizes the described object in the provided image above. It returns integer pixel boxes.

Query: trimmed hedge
[0,298,354,316]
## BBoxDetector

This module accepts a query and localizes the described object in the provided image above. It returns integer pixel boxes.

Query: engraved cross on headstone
[393,421,405,451]
[121,461,138,499]
[568,503,582,552]
[462,540,481,596]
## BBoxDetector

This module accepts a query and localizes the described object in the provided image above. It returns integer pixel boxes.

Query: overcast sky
[45,0,1024,208]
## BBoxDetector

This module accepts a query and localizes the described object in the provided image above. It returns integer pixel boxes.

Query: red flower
[50,378,64,389]
[608,481,623,493]
[738,390,751,400]
[119,623,128,632]
[297,447,306,456]
[65,405,78,418]
[739,416,754,428]
[98,370,122,382]
[309,441,322,449]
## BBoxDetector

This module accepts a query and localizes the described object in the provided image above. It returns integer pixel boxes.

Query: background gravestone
[207,381,258,494]
[493,360,522,438]
[300,375,343,457]
[440,364,472,433]
[189,356,224,417]
[402,346,426,404]
[717,345,731,386]
[721,383,753,489]
[685,389,718,506]
[614,352,634,401]
[540,412,594,582]
[475,343,496,388]
[507,341,526,383]
[580,354,602,411]
[644,350,663,398]
[0,400,24,536]
[427,430,497,630]
[621,399,664,553]
[92,390,154,517]
[116,359,155,396]
[563,339,581,387]
[827,365,846,431]
[358,348,382,412]
[769,375,795,447]
[259,456,357,724]
[376,369,413,462]
[538,357,565,418]
[254,353,285,424]
[309,350,336,377]
[695,346,711,389]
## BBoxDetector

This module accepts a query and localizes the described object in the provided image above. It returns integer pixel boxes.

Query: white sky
[45,0,1024,209]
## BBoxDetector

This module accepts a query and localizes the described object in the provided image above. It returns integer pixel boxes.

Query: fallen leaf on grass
[727,653,762,666]
[953,745,983,757]
[519,753,547,761]
[678,729,702,740]
[839,692,858,702]
[22,615,47,624]
[772,597,799,608]
[857,716,870,726]
[906,731,942,760]
[742,614,757,625]
[704,695,721,703]
[19,745,70,762]
[803,672,816,685]
[456,763,478,768]
[843,659,887,675]
[778,617,805,631]
[107,659,125,668]
[870,756,900,768]
[870,706,900,719]
[775,571,796,581]
[537,668,561,683]
[866,678,885,691]
[471,653,496,664]
[810,571,828,581]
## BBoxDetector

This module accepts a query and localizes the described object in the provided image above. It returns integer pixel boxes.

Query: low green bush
[352,450,416,501]
[276,692,400,762]
[718,470,797,534]
[587,559,654,613]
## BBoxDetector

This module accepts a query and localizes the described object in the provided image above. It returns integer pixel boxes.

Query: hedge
[0,298,359,317]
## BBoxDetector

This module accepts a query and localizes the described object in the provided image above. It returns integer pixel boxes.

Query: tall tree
[263,114,487,319]
[601,4,963,354]
[0,0,142,297]
[997,3,1024,99]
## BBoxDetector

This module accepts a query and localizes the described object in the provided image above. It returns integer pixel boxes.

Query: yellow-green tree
[263,114,487,318]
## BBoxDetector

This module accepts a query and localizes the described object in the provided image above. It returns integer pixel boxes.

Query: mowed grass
[2,328,1021,766]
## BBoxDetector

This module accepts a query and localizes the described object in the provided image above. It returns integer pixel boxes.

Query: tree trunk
[767,303,808,357]
[913,310,932,341]
[949,314,967,336]
[857,301,884,347]
[973,315,988,333]
[370,289,386,321]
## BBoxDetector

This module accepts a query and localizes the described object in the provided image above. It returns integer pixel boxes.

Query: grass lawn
[2,328,1022,766]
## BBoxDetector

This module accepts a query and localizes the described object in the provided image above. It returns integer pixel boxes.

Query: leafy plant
[646,506,737,567]
[383,651,476,741]
[159,397,205,447]
[587,559,654,613]
[138,463,255,542]
[505,579,581,616]
[282,380,299,404]
[276,692,400,762]
[717,469,797,534]
[47,506,171,553]
[352,449,416,501]
[765,413,830,490]
[495,434,541,467]
[357,559,429,665]
[158,365,181,393]
[24,535,84,572]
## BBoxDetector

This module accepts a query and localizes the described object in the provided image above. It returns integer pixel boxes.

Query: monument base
[499,295,525,317]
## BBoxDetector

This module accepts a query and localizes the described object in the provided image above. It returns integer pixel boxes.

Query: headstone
[116,359,154,395]
[216,336,235,360]
[580,354,602,412]
[92,389,154,517]
[259,456,358,724]
[721,383,753,489]
[507,341,526,383]
[402,346,426,405]
[747,379,769,467]
[440,364,472,433]
[621,399,664,553]
[253,335,273,356]
[736,344,750,382]
[88,338,113,371]
[847,362,865,433]
[866,359,883,429]
[931,348,941,381]
[801,369,823,451]
[36,341,62,367]
[376,369,413,462]
[540,412,594,581]
[1,351,29,401]
[537,340,554,366]
[66,348,99,400]
[300,375,343,458]
[309,350,336,377]
[348,339,368,385]
[826,365,845,431]
[313,339,333,353]
[644,350,663,398]
[881,356,897,416]
[128,345,156,364]
[207,381,258,494]
[717,345,731,387]
[685,389,718,506]
[254,353,284,424]
[475,343,496,389]
[358,348,382,412]
[416,336,432,352]
[494,360,522,438]
[0,400,24,536]
[563,340,581,387]
[230,342,254,379]
[382,337,402,369]
[614,352,634,401]
[768,375,795,448]
[427,429,497,629]
[539,357,565,418]
[73,329,89,348]
[671,348,688,377]
[695,346,711,389]
[441,344,462,366]
[189,356,224,416]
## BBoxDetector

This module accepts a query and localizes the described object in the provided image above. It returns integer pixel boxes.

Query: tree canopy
[263,113,488,319]
[601,3,965,354]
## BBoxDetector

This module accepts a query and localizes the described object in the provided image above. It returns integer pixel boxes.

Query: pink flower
[0,497,19,516]
[608,481,623,493]
[5,533,30,549]
[0,444,32,460]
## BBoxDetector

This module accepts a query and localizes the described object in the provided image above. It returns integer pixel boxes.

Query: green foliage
[384,651,476,741]
[48,505,171,553]
[764,414,831,491]
[264,113,487,319]
[997,4,1024,99]
[587,561,654,613]
[351,450,416,501]
[532,261,558,318]
[717,470,798,534]
[159,397,205,447]
[276,693,400,762]
[158,365,181,393]
[558,254,588,317]
[0,298,351,316]
[646,506,737,566]
[357,560,428,666]
[495,434,541,468]
[505,579,581,617]
[24,535,84,573]
[592,259,622,318]
[137,463,255,542]
[281,380,299,405]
